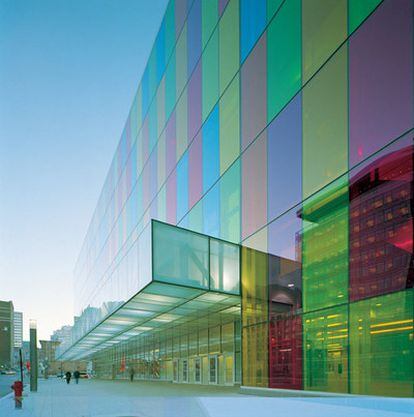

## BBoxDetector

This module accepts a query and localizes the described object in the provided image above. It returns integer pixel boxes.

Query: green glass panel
[186,200,204,235]
[202,28,219,122]
[176,23,188,99]
[152,221,209,289]
[165,0,176,60]
[350,290,413,397]
[210,239,240,294]
[348,0,382,34]
[176,91,188,161]
[302,46,348,199]
[303,305,348,393]
[219,160,240,243]
[267,0,301,122]
[219,75,240,175]
[219,0,239,95]
[302,177,349,312]
[241,246,269,387]
[267,0,283,22]
[302,0,347,83]
[165,53,176,121]
[202,0,218,48]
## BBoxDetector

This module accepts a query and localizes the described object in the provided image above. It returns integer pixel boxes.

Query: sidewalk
[0,378,413,417]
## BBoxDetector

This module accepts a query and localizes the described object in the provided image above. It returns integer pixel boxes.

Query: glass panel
[348,0,382,34]
[195,357,201,382]
[187,0,202,76]
[210,239,240,294]
[350,290,413,397]
[152,221,209,289]
[220,160,241,243]
[267,94,302,222]
[203,184,220,238]
[267,0,283,22]
[188,131,203,210]
[267,0,301,121]
[241,246,269,387]
[349,135,414,301]
[202,105,220,193]
[209,326,221,354]
[303,305,348,393]
[202,0,218,48]
[302,0,347,83]
[240,0,266,62]
[219,75,240,175]
[241,33,267,151]
[302,177,349,312]
[219,0,239,94]
[187,61,202,144]
[202,28,219,122]
[302,46,348,199]
[175,23,187,98]
[349,0,413,168]
[242,132,267,240]
[176,152,189,222]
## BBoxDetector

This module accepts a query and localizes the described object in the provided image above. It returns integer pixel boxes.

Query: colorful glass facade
[61,0,413,396]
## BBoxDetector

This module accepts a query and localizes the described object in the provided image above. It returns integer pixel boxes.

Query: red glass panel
[349,139,414,301]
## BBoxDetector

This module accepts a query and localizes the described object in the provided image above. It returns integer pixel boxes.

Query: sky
[0,0,168,341]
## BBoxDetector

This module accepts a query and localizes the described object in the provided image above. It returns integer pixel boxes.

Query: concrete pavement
[0,378,413,417]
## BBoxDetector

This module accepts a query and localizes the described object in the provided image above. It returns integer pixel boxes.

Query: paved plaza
[1,378,413,417]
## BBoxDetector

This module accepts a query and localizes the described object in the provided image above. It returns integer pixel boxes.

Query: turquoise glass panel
[202,105,220,193]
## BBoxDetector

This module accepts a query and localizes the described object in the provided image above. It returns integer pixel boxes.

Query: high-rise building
[13,311,23,348]
[57,0,414,397]
[0,301,14,369]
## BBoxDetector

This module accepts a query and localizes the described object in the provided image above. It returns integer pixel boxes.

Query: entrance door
[173,359,179,383]
[182,359,188,383]
[194,358,201,383]
[224,354,234,385]
[209,355,218,384]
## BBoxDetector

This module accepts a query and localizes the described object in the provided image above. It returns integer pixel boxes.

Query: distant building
[13,311,23,348]
[39,340,61,376]
[0,300,14,369]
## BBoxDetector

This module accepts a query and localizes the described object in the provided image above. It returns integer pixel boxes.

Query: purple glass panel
[189,131,203,209]
[142,117,150,164]
[187,0,202,77]
[175,0,188,40]
[241,33,267,151]
[219,0,230,16]
[349,0,413,168]
[187,61,202,142]
[267,94,302,222]
[166,112,176,177]
[166,170,177,224]
[242,131,267,240]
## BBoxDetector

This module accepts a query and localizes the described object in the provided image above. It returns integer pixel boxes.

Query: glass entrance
[173,359,179,382]
[194,358,201,383]
[182,359,188,383]
[209,355,218,384]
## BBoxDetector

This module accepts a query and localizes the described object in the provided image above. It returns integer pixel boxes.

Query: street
[0,374,17,398]
[0,378,413,417]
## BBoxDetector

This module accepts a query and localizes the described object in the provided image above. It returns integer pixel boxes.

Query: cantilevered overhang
[57,220,241,361]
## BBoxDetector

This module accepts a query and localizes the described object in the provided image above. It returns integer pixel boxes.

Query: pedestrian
[129,367,135,382]
[65,371,71,384]
[74,370,80,384]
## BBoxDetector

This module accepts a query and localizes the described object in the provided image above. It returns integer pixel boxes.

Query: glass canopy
[57,221,240,361]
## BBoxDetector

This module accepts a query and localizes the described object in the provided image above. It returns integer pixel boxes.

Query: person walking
[129,367,135,382]
[65,371,71,384]
[74,370,80,384]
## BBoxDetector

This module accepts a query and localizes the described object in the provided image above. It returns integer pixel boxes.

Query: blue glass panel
[202,105,220,193]
[156,19,166,85]
[142,67,149,120]
[240,0,266,62]
[267,93,302,221]
[187,0,202,77]
[177,151,189,221]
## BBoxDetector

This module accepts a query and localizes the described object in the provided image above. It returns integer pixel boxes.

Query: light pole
[29,320,38,392]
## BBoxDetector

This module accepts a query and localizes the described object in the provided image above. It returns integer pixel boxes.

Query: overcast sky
[0,0,168,340]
